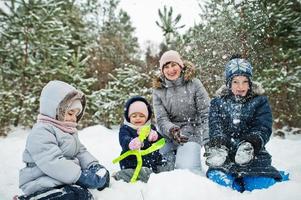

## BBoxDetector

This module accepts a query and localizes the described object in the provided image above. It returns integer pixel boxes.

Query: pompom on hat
[159,50,184,71]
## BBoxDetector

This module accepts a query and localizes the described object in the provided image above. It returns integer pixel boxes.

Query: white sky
[119,0,202,47]
[0,0,203,48]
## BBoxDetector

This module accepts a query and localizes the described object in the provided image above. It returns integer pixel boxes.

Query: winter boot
[113,167,153,183]
[16,185,94,200]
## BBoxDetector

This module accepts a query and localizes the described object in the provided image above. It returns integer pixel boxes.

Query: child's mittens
[148,130,158,142]
[235,141,254,165]
[96,168,110,191]
[137,127,142,135]
[204,145,228,167]
[88,163,110,191]
[88,163,104,173]
[76,168,109,190]
[129,137,143,150]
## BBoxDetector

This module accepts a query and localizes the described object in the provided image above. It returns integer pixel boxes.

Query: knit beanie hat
[225,58,253,84]
[159,50,184,71]
[124,96,152,123]
[128,101,149,119]
[68,99,83,116]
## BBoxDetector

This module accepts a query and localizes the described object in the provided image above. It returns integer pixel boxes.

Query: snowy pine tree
[178,0,301,128]
[86,0,140,90]
[155,6,185,48]
[89,64,154,127]
[0,0,96,135]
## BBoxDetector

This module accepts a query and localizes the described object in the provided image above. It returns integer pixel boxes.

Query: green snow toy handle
[138,125,151,142]
[112,125,165,183]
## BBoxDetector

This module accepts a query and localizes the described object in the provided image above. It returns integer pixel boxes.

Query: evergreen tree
[89,64,154,127]
[0,0,96,135]
[179,0,301,128]
[144,43,160,72]
[238,0,301,128]
[156,5,185,48]
[87,0,140,90]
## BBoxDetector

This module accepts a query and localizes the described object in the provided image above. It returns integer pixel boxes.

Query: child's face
[64,109,80,122]
[129,112,147,126]
[163,62,182,80]
[231,76,250,97]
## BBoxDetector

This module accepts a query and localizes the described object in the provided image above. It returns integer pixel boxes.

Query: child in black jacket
[113,96,164,183]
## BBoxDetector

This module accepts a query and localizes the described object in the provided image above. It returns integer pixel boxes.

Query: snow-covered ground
[0,125,300,200]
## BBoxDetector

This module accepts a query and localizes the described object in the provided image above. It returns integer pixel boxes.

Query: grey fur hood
[153,61,197,89]
[39,80,86,122]
[214,81,265,97]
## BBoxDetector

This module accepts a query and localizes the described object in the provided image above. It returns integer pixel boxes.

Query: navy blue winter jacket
[207,83,282,180]
[119,124,163,172]
[119,96,163,172]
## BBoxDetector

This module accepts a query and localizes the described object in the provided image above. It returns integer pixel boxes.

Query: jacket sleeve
[75,135,99,169]
[119,126,134,151]
[194,79,210,145]
[208,98,232,148]
[26,125,81,184]
[152,90,178,139]
[241,96,273,154]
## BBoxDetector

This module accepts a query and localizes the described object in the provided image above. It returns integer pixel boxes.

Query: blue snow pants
[207,170,289,192]
[17,185,93,200]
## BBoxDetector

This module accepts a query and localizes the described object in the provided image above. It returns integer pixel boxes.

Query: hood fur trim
[153,60,196,89]
[215,81,265,97]
[57,91,86,122]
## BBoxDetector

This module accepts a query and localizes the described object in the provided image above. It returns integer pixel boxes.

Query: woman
[152,50,210,173]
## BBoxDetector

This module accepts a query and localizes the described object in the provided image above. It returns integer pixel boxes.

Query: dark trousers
[17,185,93,200]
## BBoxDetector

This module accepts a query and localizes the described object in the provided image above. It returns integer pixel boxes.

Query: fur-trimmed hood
[152,61,197,89]
[39,80,86,122]
[214,81,265,97]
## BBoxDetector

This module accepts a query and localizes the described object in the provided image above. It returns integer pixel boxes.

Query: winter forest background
[0,0,300,136]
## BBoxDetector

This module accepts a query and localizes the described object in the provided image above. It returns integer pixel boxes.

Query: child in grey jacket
[152,50,210,173]
[18,80,109,200]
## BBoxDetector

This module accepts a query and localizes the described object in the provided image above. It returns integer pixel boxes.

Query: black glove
[235,141,254,165]
[170,127,188,144]
[204,145,228,167]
